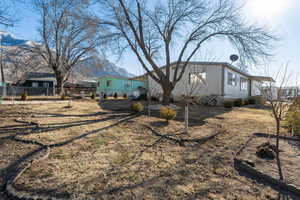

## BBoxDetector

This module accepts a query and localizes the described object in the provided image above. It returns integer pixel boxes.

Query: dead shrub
[131,102,144,112]
[160,106,177,122]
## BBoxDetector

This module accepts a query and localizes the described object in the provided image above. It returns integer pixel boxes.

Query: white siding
[224,67,249,98]
[148,63,223,98]
[251,80,262,96]
[146,63,262,100]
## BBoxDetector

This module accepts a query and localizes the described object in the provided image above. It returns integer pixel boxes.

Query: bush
[151,96,159,102]
[233,98,243,107]
[20,92,27,101]
[103,93,107,99]
[123,93,127,98]
[131,102,144,112]
[136,93,147,101]
[223,101,233,108]
[249,96,266,105]
[244,99,249,105]
[91,92,96,100]
[114,92,118,99]
[61,94,67,100]
[284,100,300,136]
[160,106,177,122]
[284,111,300,136]
[249,98,256,105]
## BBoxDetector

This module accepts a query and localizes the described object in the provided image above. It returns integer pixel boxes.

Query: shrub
[103,93,107,99]
[114,92,118,99]
[20,92,28,101]
[249,98,256,105]
[160,106,177,122]
[151,96,159,102]
[233,98,243,107]
[91,92,96,100]
[123,93,127,98]
[131,102,144,112]
[244,99,249,105]
[284,110,300,136]
[223,101,233,108]
[284,100,300,136]
[170,97,175,103]
[61,94,67,100]
[136,93,147,101]
[249,96,266,105]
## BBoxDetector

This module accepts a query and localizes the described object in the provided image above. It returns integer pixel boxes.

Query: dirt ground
[239,136,300,188]
[0,99,299,199]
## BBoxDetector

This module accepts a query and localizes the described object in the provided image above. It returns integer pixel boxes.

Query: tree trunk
[55,71,65,95]
[0,62,5,83]
[162,86,172,105]
[275,119,284,180]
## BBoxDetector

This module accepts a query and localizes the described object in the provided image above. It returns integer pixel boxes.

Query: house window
[189,72,206,84]
[32,82,39,87]
[124,80,131,88]
[240,78,248,90]
[227,72,236,86]
[106,80,112,87]
[44,82,50,88]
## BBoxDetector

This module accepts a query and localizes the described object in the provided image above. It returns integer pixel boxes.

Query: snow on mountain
[0,31,34,47]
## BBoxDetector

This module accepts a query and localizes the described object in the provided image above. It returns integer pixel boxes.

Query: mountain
[79,55,135,79]
[0,30,135,80]
[0,31,34,47]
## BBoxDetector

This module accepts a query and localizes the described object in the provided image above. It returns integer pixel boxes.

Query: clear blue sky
[3,0,300,83]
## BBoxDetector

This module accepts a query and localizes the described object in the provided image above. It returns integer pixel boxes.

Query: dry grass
[0,100,297,199]
[240,136,300,187]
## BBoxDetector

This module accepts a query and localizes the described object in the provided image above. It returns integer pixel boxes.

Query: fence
[0,86,55,97]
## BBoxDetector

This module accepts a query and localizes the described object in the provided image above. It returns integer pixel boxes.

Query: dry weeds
[0,101,297,199]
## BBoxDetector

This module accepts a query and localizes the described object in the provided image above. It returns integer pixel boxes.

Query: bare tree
[179,65,206,133]
[0,1,16,26]
[260,64,292,181]
[29,0,99,94]
[96,0,277,104]
[3,47,45,85]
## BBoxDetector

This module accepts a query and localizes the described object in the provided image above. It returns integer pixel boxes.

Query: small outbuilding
[96,75,146,97]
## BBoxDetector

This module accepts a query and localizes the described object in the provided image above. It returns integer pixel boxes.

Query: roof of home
[249,76,275,82]
[26,72,56,81]
[97,75,130,80]
[97,75,143,82]
[132,61,274,82]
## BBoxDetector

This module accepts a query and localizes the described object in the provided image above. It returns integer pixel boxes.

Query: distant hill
[0,30,135,82]
[79,55,135,79]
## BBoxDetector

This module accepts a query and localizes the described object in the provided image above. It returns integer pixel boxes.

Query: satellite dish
[230,54,239,63]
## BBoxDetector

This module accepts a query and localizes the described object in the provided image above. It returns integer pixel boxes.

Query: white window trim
[227,72,236,86]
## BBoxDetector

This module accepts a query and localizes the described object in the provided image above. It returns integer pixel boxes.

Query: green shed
[96,76,146,97]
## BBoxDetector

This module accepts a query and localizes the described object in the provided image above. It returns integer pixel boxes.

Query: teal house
[96,76,146,96]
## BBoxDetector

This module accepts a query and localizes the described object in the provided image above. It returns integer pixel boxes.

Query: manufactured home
[134,62,274,100]
[96,76,146,97]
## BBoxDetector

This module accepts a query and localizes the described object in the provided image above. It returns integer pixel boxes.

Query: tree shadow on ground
[99,99,233,127]
[234,160,299,200]
[0,113,139,199]
[0,113,132,138]
[149,120,169,128]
